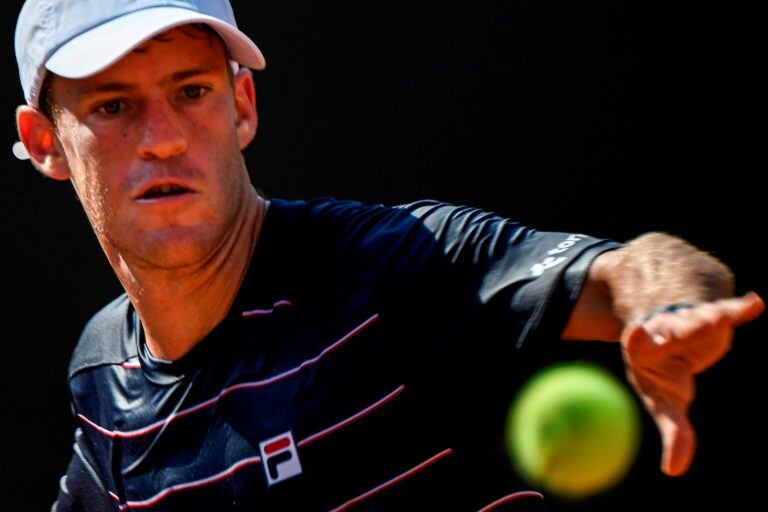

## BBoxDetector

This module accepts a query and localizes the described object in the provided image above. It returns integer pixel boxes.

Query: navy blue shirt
[54,196,623,511]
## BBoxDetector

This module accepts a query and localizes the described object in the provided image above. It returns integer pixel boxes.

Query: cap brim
[45,7,265,79]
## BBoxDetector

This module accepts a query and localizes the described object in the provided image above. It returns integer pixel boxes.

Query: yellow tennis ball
[504,361,642,500]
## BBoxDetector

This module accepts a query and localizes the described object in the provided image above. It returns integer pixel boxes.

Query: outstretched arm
[561,232,765,476]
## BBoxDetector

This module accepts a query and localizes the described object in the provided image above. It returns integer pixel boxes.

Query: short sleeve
[389,199,624,349]
[512,238,624,348]
[301,196,623,350]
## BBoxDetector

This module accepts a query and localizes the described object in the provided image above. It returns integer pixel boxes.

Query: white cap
[14,1,266,159]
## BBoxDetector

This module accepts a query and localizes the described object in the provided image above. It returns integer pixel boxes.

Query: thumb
[717,291,766,327]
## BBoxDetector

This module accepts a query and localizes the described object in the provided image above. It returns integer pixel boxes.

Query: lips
[134,179,196,200]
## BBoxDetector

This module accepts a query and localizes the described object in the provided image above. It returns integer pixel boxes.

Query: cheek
[198,90,238,137]
[189,100,243,181]
[75,162,115,224]
[64,134,128,226]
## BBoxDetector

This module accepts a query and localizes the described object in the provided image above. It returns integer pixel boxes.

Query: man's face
[47,26,256,270]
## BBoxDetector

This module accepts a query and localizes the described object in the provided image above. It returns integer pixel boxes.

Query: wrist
[634,302,697,324]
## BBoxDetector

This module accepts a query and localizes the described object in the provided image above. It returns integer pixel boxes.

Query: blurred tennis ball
[504,361,641,500]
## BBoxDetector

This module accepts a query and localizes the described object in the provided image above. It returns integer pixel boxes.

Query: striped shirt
[54,196,623,511]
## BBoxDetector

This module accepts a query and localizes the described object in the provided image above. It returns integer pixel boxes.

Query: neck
[109,187,269,361]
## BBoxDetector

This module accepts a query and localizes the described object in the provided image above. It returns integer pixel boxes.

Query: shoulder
[67,294,137,380]
[267,195,421,252]
[272,195,452,227]
[281,195,475,240]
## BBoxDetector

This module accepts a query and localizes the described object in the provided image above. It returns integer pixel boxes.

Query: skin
[564,246,764,477]
[15,23,765,481]
[17,26,269,361]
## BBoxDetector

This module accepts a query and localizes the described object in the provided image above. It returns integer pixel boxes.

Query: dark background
[1,1,760,510]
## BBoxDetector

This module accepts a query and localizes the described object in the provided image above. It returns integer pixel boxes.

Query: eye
[97,100,125,116]
[181,85,207,100]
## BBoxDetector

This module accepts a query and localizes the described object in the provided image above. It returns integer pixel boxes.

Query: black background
[0,1,761,510]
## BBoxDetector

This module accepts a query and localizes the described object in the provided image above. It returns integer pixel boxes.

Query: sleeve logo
[259,430,303,485]
[529,234,588,277]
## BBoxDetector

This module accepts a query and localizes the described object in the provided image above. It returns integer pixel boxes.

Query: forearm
[563,232,735,342]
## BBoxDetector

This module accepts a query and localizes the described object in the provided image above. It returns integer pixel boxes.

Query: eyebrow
[76,67,218,99]
[78,82,138,97]
[169,67,217,82]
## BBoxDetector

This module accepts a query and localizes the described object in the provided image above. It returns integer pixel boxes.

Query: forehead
[132,24,225,56]
[52,25,229,94]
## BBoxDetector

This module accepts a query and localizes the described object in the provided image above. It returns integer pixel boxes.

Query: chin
[122,225,225,270]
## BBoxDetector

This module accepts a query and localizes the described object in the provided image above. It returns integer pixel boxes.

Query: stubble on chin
[105,157,248,274]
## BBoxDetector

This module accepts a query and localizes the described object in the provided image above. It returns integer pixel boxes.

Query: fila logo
[529,234,588,277]
[259,430,303,486]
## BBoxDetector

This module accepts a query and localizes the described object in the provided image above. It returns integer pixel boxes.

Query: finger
[623,360,697,477]
[621,323,676,368]
[714,291,765,327]
[628,309,739,376]
[663,304,733,374]
[625,353,695,409]
[654,397,697,477]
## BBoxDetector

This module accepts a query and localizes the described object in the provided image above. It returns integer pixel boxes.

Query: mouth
[135,180,197,202]
[140,184,192,199]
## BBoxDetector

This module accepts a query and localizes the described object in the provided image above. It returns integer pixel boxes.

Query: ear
[16,106,70,180]
[232,67,258,150]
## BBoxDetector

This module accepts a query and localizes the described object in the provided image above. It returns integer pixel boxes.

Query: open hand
[619,291,765,476]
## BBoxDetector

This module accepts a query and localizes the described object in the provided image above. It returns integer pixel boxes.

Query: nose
[137,95,188,161]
